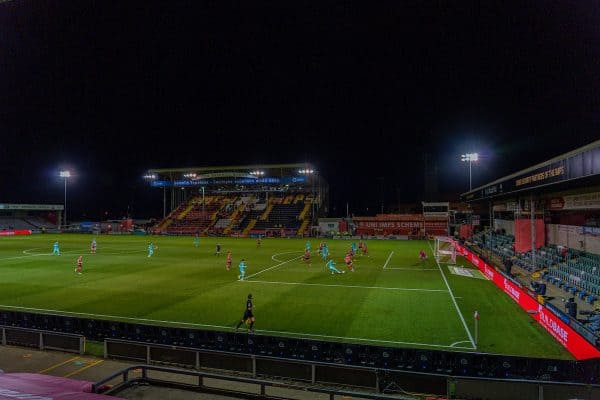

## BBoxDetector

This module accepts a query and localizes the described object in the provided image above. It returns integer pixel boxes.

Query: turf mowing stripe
[243,255,303,280]
[0,304,469,349]
[382,251,394,269]
[427,240,476,349]
[243,280,449,292]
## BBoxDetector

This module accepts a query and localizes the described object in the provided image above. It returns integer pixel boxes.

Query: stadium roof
[145,163,320,188]
[148,163,315,175]
[461,140,600,202]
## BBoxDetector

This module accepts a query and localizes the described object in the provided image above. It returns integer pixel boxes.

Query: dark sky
[1,1,599,219]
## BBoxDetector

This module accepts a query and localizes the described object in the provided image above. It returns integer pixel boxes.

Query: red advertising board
[455,242,600,360]
[0,230,32,236]
[355,220,423,235]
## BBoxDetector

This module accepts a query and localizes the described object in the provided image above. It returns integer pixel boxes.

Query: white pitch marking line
[0,304,472,350]
[428,240,477,349]
[271,251,303,263]
[243,280,448,292]
[385,267,437,271]
[4,254,50,260]
[450,340,473,348]
[242,255,303,280]
[382,251,394,269]
[22,248,44,255]
[18,247,148,257]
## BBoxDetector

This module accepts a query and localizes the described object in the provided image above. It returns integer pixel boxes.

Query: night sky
[1,1,599,219]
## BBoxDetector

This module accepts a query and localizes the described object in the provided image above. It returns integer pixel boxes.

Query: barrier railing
[1,309,599,384]
[92,364,410,399]
[1,325,84,354]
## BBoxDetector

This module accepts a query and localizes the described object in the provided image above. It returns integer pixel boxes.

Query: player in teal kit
[147,242,156,257]
[51,241,61,255]
[326,259,343,274]
[238,259,247,281]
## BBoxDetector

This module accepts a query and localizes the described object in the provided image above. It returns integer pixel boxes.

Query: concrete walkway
[0,345,386,400]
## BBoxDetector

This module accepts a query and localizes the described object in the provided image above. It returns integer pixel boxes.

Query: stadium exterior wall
[454,242,600,360]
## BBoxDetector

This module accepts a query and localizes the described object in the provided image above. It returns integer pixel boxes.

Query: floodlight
[59,170,72,228]
[460,153,479,190]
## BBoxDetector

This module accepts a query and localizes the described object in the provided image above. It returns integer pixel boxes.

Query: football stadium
[1,145,600,400]
[3,2,600,399]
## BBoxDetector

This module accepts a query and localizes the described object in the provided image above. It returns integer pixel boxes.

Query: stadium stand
[473,231,600,306]
[462,141,600,346]
[147,164,324,237]
[0,218,36,230]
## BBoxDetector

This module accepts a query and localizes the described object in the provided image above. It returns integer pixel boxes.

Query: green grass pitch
[0,234,571,359]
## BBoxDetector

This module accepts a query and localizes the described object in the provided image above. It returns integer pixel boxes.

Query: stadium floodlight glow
[461,153,478,162]
[460,153,479,191]
[250,170,264,176]
[298,169,315,174]
[59,170,71,228]
[183,172,197,178]
[143,173,157,180]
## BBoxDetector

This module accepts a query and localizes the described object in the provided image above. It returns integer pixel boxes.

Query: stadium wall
[454,242,600,360]
[493,219,515,235]
[546,224,600,255]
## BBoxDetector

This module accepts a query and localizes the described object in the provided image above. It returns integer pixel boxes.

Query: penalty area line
[242,255,303,280]
[0,304,472,350]
[271,251,303,263]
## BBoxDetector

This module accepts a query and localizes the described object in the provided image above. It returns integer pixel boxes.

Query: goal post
[434,236,457,264]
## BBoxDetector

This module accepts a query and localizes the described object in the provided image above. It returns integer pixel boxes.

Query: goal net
[434,236,457,264]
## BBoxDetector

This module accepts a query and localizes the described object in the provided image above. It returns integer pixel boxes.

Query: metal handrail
[92,364,411,399]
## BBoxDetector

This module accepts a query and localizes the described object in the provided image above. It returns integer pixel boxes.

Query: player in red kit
[344,252,355,272]
[361,242,369,256]
[75,256,83,274]
[302,248,311,266]
[419,249,427,264]
[226,251,232,271]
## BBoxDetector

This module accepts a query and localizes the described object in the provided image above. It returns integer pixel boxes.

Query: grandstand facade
[0,203,62,233]
[145,163,327,237]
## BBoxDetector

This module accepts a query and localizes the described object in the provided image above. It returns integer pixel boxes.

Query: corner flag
[474,310,479,320]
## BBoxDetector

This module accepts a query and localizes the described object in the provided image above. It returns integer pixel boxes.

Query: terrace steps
[242,219,257,236]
